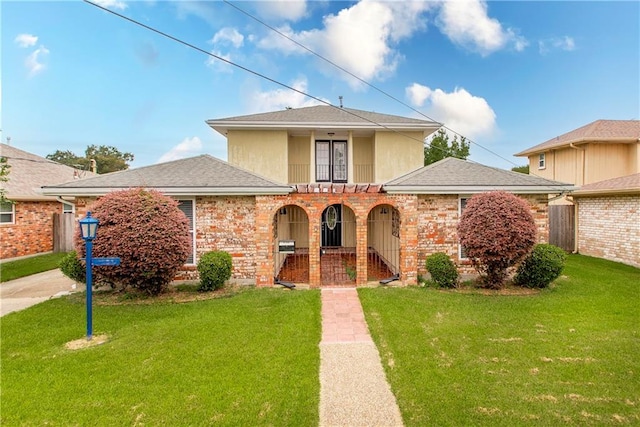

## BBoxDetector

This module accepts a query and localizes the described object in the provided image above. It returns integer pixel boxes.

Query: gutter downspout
[55,196,76,214]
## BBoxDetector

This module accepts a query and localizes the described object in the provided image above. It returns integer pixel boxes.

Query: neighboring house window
[177,199,195,265]
[538,153,546,169]
[62,202,74,214]
[459,197,469,260]
[0,201,14,224]
[316,140,347,183]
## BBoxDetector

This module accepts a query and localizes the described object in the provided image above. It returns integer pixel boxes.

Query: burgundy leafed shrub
[75,188,191,295]
[457,191,537,288]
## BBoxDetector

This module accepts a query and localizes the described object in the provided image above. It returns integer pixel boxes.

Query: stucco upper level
[207,105,440,185]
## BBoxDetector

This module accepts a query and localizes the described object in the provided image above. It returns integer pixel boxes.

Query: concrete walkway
[320,288,403,427]
[0,270,81,316]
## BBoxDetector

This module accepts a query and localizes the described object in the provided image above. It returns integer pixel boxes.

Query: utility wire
[222,0,521,168]
[83,0,568,192]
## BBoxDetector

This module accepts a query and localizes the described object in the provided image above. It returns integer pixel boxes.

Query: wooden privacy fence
[53,213,75,253]
[549,205,575,252]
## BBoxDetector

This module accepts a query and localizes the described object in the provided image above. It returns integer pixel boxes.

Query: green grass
[1,289,321,425]
[0,252,68,282]
[359,255,640,426]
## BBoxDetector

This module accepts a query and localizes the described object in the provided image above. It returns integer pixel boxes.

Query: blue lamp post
[79,211,99,341]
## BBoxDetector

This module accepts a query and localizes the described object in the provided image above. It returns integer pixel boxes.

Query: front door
[321,204,342,247]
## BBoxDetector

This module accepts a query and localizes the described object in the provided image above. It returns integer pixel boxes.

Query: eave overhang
[206,120,441,136]
[41,186,294,197]
[383,185,577,195]
[515,137,639,157]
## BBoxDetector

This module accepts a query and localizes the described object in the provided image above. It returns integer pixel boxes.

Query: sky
[2,0,639,171]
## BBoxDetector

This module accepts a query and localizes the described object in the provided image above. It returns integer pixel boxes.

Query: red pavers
[321,288,372,343]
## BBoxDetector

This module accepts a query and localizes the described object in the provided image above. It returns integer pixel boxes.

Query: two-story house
[515,120,639,267]
[514,120,640,186]
[43,105,572,287]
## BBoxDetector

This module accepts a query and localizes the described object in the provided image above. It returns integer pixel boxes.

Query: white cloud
[255,0,307,22]
[539,36,576,55]
[25,46,50,77]
[249,77,328,113]
[257,0,433,89]
[158,137,203,163]
[406,83,432,108]
[212,28,244,48]
[205,50,234,73]
[436,0,527,56]
[406,83,496,139]
[14,34,38,48]
[90,0,127,10]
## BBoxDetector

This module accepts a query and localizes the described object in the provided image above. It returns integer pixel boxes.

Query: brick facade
[0,201,62,259]
[576,195,640,267]
[71,192,551,286]
[415,194,549,277]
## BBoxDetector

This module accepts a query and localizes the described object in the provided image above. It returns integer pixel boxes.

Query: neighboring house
[0,144,91,259]
[514,120,640,186]
[571,173,640,268]
[42,106,573,287]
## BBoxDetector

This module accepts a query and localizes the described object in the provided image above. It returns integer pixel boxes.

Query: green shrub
[59,250,85,284]
[514,244,566,288]
[425,252,459,288]
[197,251,232,291]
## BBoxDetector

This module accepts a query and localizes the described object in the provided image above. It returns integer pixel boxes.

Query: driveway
[0,270,82,316]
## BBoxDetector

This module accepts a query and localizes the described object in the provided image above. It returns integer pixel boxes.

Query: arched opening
[273,205,309,284]
[367,204,400,281]
[320,204,357,285]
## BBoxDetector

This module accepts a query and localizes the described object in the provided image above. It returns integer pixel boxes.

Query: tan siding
[227,130,288,183]
[374,131,424,182]
[353,136,374,183]
[585,143,635,183]
[288,136,310,183]
[552,148,579,184]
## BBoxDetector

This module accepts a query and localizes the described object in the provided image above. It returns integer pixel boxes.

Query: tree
[511,165,530,174]
[424,128,470,166]
[46,145,134,174]
[0,156,10,203]
[457,191,537,288]
[76,188,191,295]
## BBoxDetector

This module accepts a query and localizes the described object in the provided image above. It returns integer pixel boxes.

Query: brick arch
[272,204,310,285]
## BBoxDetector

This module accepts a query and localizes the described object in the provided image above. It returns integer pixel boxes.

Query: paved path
[0,270,81,316]
[320,288,403,427]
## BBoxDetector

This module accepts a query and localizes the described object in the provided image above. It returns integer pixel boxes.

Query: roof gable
[42,155,293,196]
[515,120,640,156]
[1,144,90,200]
[384,157,574,194]
[207,105,440,135]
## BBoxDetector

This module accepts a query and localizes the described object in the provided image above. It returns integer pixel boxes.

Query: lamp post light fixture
[79,211,99,341]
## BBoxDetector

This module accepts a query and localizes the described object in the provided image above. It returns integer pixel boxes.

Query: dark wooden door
[321,204,342,247]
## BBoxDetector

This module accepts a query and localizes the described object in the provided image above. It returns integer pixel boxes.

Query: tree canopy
[511,165,530,174]
[0,156,10,203]
[424,128,470,166]
[46,145,134,174]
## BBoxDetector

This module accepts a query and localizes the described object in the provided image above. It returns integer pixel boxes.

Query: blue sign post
[79,212,120,341]
[79,212,99,341]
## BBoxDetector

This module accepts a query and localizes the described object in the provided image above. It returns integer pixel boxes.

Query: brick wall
[0,201,61,259]
[415,194,549,277]
[255,192,418,287]
[576,195,640,268]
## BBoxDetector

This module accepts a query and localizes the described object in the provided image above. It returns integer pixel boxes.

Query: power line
[82,1,568,193]
[222,0,522,169]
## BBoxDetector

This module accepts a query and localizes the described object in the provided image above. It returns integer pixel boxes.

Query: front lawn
[359,255,640,426]
[0,252,68,282]
[0,289,321,425]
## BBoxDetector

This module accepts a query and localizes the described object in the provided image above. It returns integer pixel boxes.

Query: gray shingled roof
[515,120,640,156]
[41,155,293,196]
[1,143,92,201]
[384,157,575,194]
[207,105,441,135]
[573,173,640,197]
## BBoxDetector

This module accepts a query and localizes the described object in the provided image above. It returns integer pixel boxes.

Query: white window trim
[538,153,546,170]
[176,198,196,266]
[458,196,470,260]
[62,202,75,214]
[0,201,15,225]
